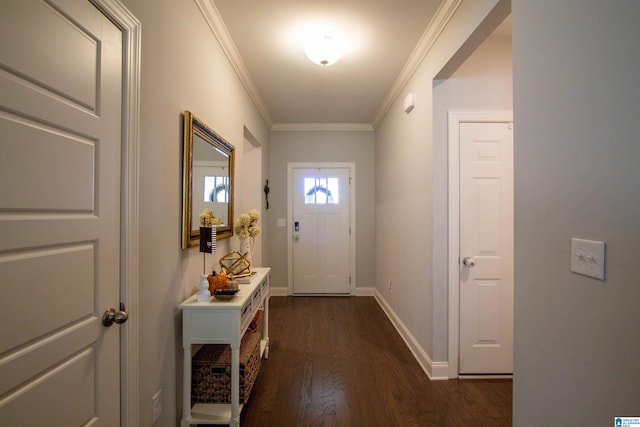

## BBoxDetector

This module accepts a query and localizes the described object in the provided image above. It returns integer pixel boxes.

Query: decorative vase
[239,238,252,263]
[196,274,211,302]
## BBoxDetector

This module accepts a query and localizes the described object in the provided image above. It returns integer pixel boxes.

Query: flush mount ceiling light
[304,35,343,66]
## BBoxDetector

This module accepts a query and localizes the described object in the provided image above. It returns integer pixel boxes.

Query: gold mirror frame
[182,111,235,248]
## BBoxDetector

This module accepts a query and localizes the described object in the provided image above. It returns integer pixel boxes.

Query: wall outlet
[388,280,392,294]
[152,389,162,424]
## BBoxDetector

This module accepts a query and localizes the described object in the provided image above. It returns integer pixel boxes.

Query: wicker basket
[191,331,261,404]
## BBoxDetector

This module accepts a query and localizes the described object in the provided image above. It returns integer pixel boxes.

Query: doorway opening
[432,10,512,379]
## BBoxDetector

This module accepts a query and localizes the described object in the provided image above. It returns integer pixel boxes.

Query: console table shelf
[179,267,270,427]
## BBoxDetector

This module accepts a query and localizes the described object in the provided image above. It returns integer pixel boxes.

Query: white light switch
[570,238,606,280]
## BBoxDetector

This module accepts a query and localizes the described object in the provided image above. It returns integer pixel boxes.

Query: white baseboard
[374,290,449,380]
[269,286,288,296]
[268,286,375,297]
[458,374,513,379]
[354,286,375,296]
[431,361,450,380]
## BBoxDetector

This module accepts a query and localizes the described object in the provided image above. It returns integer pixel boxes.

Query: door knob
[462,257,476,267]
[102,303,129,327]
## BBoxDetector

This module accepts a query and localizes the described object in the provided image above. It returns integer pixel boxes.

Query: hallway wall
[118,1,269,424]
[432,34,513,362]
[512,1,640,424]
[268,129,376,291]
[375,0,508,373]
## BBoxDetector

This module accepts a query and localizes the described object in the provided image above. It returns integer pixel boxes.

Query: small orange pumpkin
[207,271,228,293]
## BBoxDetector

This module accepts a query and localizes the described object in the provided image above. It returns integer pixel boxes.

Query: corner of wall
[373,290,449,380]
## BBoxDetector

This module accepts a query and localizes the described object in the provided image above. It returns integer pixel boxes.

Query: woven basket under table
[191,330,261,404]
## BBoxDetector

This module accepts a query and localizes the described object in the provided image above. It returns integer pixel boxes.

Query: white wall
[512,1,640,425]
[240,128,266,267]
[268,129,376,290]
[432,34,512,362]
[117,1,269,425]
[375,0,506,371]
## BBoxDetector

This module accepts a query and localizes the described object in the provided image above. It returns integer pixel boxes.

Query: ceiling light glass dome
[304,35,343,66]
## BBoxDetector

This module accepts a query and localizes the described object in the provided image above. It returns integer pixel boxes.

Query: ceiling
[209,1,509,128]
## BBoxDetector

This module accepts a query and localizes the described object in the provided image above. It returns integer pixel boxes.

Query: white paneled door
[459,122,514,374]
[293,167,351,294]
[0,0,123,424]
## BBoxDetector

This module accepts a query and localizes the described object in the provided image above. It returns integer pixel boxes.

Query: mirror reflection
[182,111,235,248]
[193,134,229,228]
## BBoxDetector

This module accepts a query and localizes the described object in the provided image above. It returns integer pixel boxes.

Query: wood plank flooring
[240,296,512,427]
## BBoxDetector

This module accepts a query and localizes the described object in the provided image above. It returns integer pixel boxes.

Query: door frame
[90,0,141,424]
[287,162,356,295]
[447,110,513,378]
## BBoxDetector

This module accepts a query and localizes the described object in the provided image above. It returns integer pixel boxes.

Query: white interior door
[0,0,123,424]
[292,167,351,294]
[459,121,514,374]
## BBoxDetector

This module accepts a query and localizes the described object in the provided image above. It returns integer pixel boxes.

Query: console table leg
[231,344,240,426]
[263,293,269,359]
[182,346,192,425]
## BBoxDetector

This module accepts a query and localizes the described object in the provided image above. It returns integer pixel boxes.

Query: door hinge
[349,226,351,235]
[349,276,351,284]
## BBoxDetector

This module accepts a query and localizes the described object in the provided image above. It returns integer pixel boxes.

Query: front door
[0,0,123,423]
[292,167,351,294]
[459,121,514,374]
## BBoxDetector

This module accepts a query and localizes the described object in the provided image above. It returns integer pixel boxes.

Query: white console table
[179,267,270,427]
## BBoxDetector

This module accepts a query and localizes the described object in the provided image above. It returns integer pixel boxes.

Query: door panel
[0,245,94,355]
[293,168,350,294]
[459,122,513,374]
[0,0,99,110]
[0,349,97,426]
[0,0,122,424]
[0,115,96,211]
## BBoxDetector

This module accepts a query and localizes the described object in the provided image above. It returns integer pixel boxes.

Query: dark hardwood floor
[240,296,512,427]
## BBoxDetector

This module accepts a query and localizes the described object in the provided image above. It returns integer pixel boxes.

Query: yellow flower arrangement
[233,209,260,239]
[233,208,260,239]
[198,208,223,226]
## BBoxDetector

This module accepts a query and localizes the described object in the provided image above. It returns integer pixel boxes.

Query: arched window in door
[304,177,339,204]
[204,176,229,203]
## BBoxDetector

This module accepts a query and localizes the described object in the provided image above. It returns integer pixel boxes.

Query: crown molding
[196,0,273,128]
[371,0,463,128]
[271,123,374,132]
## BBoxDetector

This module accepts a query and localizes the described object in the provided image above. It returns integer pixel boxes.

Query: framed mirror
[182,111,235,249]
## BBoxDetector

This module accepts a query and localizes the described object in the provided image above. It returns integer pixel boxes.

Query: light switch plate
[570,238,606,280]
